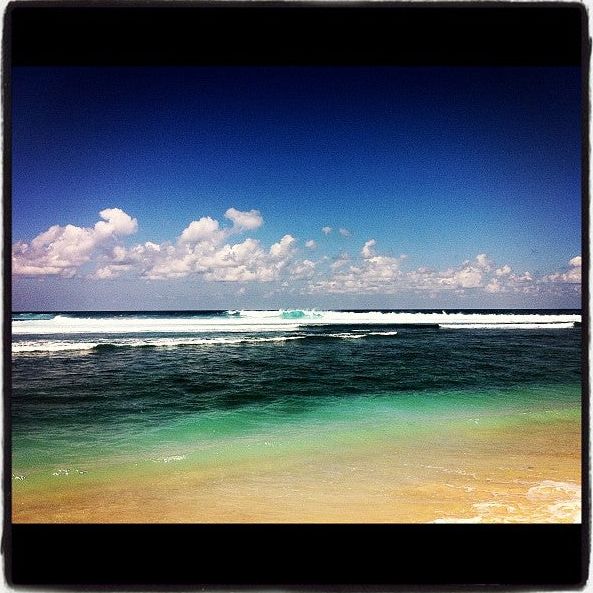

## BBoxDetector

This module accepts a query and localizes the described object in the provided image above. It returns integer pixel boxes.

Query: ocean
[11,309,582,523]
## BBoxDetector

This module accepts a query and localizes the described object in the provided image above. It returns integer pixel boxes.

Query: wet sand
[12,412,581,523]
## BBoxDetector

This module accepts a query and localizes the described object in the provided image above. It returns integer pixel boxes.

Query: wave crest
[12,310,581,336]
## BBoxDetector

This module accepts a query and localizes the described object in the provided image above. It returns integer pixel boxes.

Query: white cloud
[94,208,138,236]
[452,267,483,288]
[307,251,533,296]
[109,225,298,283]
[179,216,224,244]
[270,234,296,259]
[291,259,316,279]
[14,208,582,304]
[330,252,351,271]
[310,241,405,294]
[91,264,133,280]
[475,253,493,271]
[484,278,502,293]
[339,228,351,237]
[179,208,262,245]
[224,207,263,232]
[202,238,276,282]
[513,271,533,282]
[361,239,376,259]
[495,265,512,276]
[322,226,332,235]
[433,255,490,289]
[544,256,581,284]
[100,242,175,280]
[13,208,138,277]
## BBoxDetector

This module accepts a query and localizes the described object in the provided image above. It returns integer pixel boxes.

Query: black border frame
[3,2,590,588]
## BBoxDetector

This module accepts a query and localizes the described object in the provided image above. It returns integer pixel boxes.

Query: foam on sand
[432,480,581,523]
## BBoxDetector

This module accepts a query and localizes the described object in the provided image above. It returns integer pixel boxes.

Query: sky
[11,67,582,310]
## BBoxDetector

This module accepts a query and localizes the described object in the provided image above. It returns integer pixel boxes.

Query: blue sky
[12,67,582,310]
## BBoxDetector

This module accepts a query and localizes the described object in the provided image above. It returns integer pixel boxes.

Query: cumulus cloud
[13,208,138,277]
[339,228,351,237]
[310,241,405,294]
[91,264,133,280]
[322,226,332,235]
[291,259,316,279]
[270,234,296,259]
[13,208,583,303]
[94,208,138,236]
[495,265,512,276]
[330,252,351,271]
[484,278,503,293]
[475,253,493,271]
[361,239,376,259]
[84,210,298,283]
[90,241,168,280]
[544,256,581,284]
[179,216,224,244]
[432,254,499,290]
[456,268,483,288]
[307,249,546,296]
[147,235,264,281]
[444,265,483,289]
[224,207,263,232]
[307,249,583,298]
[201,238,276,282]
[179,208,262,245]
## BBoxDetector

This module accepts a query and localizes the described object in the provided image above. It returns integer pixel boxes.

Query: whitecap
[12,310,580,335]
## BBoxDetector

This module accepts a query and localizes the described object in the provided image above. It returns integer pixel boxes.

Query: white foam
[12,329,401,353]
[526,480,580,501]
[12,310,580,335]
[433,480,581,523]
[152,455,186,463]
[547,500,581,522]
[367,330,399,336]
[12,335,306,353]
[12,315,301,335]
[326,332,366,339]
[121,335,305,347]
[12,341,99,352]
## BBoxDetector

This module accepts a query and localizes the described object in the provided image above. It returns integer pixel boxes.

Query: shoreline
[12,411,581,523]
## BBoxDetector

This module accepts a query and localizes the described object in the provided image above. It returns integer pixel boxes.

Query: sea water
[11,309,582,522]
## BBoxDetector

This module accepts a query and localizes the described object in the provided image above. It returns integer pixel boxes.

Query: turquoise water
[11,309,582,480]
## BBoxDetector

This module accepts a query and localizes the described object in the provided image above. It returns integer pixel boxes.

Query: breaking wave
[12,309,580,335]
[12,335,305,353]
[12,330,401,354]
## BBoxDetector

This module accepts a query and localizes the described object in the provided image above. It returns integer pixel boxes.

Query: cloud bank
[13,207,581,302]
